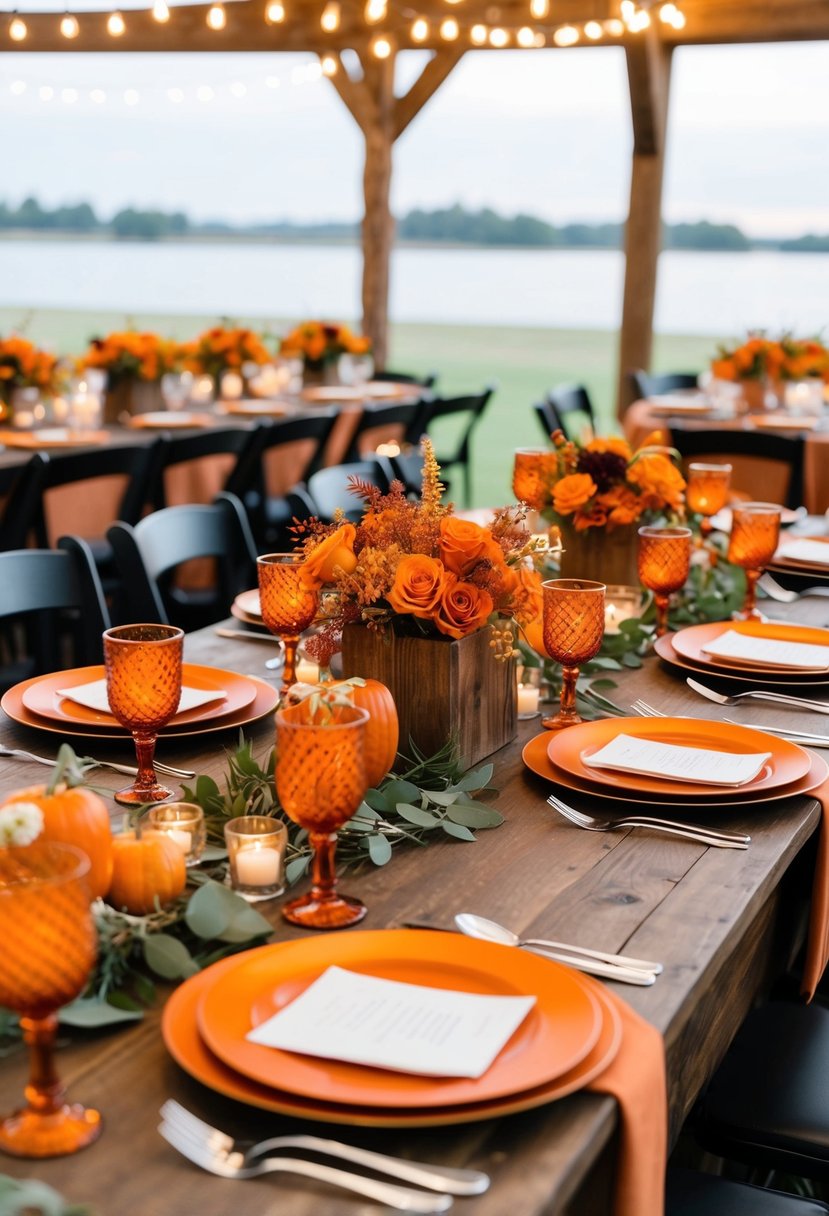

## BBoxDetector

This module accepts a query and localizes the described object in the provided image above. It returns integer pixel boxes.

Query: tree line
[0,196,826,251]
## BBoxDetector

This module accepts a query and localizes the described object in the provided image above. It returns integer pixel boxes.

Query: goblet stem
[542,663,582,731]
[114,732,172,806]
[737,569,762,621]
[282,831,366,930]
[654,593,670,638]
[281,635,300,696]
[0,1014,101,1158]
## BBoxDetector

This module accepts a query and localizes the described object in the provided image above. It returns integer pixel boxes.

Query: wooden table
[2,601,828,1214]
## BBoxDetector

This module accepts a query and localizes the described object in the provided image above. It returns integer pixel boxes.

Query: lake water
[0,239,825,335]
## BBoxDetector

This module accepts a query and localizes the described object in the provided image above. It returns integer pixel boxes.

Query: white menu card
[775,539,829,568]
[246,966,536,1078]
[56,679,226,714]
[583,733,771,787]
[701,629,829,672]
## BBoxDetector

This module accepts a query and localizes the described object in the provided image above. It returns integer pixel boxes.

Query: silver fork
[160,1101,487,1195]
[547,793,750,848]
[158,1119,453,1211]
[686,676,829,716]
[0,745,195,781]
[758,573,829,603]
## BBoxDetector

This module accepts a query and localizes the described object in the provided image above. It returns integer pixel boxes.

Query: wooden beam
[393,49,465,141]
[359,52,396,369]
[326,52,378,136]
[617,28,673,418]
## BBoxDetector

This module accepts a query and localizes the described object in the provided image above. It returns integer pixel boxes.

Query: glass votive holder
[224,815,287,902]
[784,379,824,415]
[516,666,542,719]
[603,584,647,635]
[147,802,206,868]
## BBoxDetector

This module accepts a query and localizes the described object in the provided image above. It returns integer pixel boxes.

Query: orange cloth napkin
[802,777,829,1000]
[588,992,667,1216]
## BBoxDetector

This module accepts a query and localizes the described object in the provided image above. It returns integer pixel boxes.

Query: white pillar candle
[164,828,193,856]
[221,371,244,400]
[295,657,321,684]
[517,684,540,716]
[235,845,282,887]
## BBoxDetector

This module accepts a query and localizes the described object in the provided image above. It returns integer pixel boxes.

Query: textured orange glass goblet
[512,449,556,512]
[728,502,782,621]
[541,579,606,731]
[104,623,184,805]
[686,463,732,539]
[275,700,368,929]
[637,526,693,637]
[257,554,320,697]
[0,842,100,1158]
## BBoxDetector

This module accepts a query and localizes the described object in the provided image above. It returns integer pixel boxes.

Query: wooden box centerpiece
[341,623,516,769]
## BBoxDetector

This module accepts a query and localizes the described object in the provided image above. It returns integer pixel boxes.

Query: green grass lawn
[0,306,718,507]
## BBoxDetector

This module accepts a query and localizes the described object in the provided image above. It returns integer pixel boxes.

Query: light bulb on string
[320,52,337,75]
[60,13,79,38]
[207,4,226,30]
[470,22,487,44]
[439,16,459,39]
[516,25,534,46]
[10,80,26,94]
[620,0,635,23]
[529,0,549,18]
[9,15,28,40]
[584,20,603,38]
[371,32,392,57]
[152,0,170,22]
[364,0,386,22]
[320,1,339,30]
[124,88,139,105]
[553,23,579,44]
[39,85,54,100]
[603,17,624,34]
[410,17,428,41]
[107,11,125,36]
[668,7,686,28]
[61,86,78,103]
[265,1,285,23]
[488,26,508,46]
[90,88,106,103]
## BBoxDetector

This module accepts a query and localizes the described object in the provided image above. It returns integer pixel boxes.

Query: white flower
[0,801,44,847]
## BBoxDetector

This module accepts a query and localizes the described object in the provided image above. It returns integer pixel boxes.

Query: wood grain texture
[1,596,827,1214]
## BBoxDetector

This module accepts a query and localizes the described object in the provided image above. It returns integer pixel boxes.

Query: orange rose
[511,563,543,626]
[552,473,597,516]
[522,614,554,660]
[628,454,685,514]
[434,580,494,640]
[386,554,448,618]
[438,517,490,576]
[303,524,358,586]
[585,436,631,461]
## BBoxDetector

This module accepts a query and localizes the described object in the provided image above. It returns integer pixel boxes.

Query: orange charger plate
[128,412,215,430]
[653,633,829,688]
[770,535,829,575]
[547,716,810,800]
[523,732,828,810]
[21,664,256,730]
[1,672,278,741]
[163,945,622,1128]
[671,620,829,674]
[0,428,110,449]
[197,930,602,1110]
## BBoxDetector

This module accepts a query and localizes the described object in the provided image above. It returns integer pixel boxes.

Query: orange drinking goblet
[728,502,782,621]
[541,578,606,730]
[0,841,100,1158]
[275,699,369,929]
[103,623,184,805]
[257,553,319,697]
[512,448,556,512]
[686,462,732,539]
[637,525,693,637]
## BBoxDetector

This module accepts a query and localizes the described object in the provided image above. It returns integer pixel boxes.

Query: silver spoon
[454,913,661,979]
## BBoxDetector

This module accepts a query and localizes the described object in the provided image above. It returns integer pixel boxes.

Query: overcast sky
[0,38,827,236]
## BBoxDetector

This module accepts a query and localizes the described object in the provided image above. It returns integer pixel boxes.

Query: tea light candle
[603,585,643,635]
[147,802,206,868]
[221,371,244,400]
[165,828,193,856]
[235,845,281,886]
[517,684,540,717]
[295,657,321,684]
[225,815,287,902]
[784,380,824,413]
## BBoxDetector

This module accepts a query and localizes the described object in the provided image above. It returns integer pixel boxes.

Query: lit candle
[164,828,192,856]
[295,657,321,684]
[517,684,540,717]
[603,585,643,635]
[147,802,205,867]
[220,371,244,400]
[235,845,282,886]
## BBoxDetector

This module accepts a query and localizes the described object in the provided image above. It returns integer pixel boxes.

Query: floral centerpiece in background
[280,320,371,386]
[0,334,59,422]
[711,332,829,409]
[82,330,182,420]
[180,324,272,382]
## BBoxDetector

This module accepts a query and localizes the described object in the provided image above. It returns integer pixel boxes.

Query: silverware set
[0,745,195,781]
[685,675,829,716]
[758,573,829,603]
[159,1100,487,1209]
[631,696,829,748]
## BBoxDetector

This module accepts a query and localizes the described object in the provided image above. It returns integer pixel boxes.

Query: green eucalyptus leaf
[396,803,440,827]
[363,787,390,813]
[200,844,229,862]
[446,803,504,828]
[382,779,421,806]
[453,763,494,792]
[185,881,234,939]
[356,800,380,820]
[285,854,311,885]
[367,833,393,865]
[427,790,460,807]
[441,821,476,842]
[59,997,143,1028]
[143,934,198,980]
[218,901,273,943]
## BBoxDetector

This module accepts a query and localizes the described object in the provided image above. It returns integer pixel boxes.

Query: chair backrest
[346,400,427,460]
[153,426,253,509]
[417,386,494,504]
[545,384,595,440]
[373,369,438,390]
[533,400,559,443]
[37,440,163,545]
[0,538,110,679]
[672,427,805,509]
[628,369,700,400]
[0,453,50,550]
[107,492,258,629]
[307,458,395,523]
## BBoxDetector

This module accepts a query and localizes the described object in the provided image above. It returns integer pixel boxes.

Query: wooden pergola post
[617,27,673,416]
[329,47,464,368]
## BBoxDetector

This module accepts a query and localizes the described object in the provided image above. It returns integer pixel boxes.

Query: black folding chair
[0,453,50,550]
[344,400,426,462]
[416,386,495,505]
[307,458,396,524]
[628,369,699,400]
[542,384,596,442]
[107,492,257,631]
[671,427,805,510]
[152,426,253,509]
[372,369,438,390]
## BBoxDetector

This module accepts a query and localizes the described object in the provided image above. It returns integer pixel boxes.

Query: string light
[39,85,54,100]
[124,87,139,104]
[320,52,337,75]
[90,88,106,102]
[9,14,27,40]
[439,16,459,39]
[60,12,79,38]
[516,25,534,46]
[320,1,339,31]
[620,0,635,22]
[469,22,487,44]
[265,1,285,22]
[206,4,226,30]
[660,3,685,28]
[167,86,184,101]
[584,20,603,38]
[671,8,686,28]
[152,0,170,21]
[107,10,125,36]
[628,9,650,30]
[196,84,214,100]
[364,0,386,22]
[604,17,625,34]
[553,23,579,45]
[410,16,429,41]
[265,74,280,87]
[371,32,391,57]
[488,26,508,46]
[61,86,78,101]
[529,0,549,17]
[229,80,247,96]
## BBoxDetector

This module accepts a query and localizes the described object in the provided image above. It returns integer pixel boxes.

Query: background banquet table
[624,397,829,513]
[1,603,827,1214]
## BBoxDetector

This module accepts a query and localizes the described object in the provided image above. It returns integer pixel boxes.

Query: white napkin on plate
[702,629,829,672]
[775,538,829,568]
[56,679,226,715]
[583,733,771,787]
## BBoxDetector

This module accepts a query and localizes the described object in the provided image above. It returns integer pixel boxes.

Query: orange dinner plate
[654,633,829,688]
[197,930,602,1110]
[233,589,262,619]
[671,620,829,674]
[162,947,622,1128]
[21,664,256,730]
[0,428,110,449]
[128,412,215,429]
[547,716,810,799]
[523,731,828,810]
[769,536,829,576]
[1,671,278,741]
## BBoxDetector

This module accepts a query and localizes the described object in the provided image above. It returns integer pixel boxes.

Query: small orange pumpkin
[3,783,113,899]
[334,678,399,788]
[106,830,186,915]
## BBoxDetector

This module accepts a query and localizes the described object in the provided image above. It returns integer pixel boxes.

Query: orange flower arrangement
[295,440,546,664]
[280,320,371,368]
[181,325,272,378]
[82,330,181,382]
[0,334,59,392]
[516,431,686,533]
[711,332,829,383]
